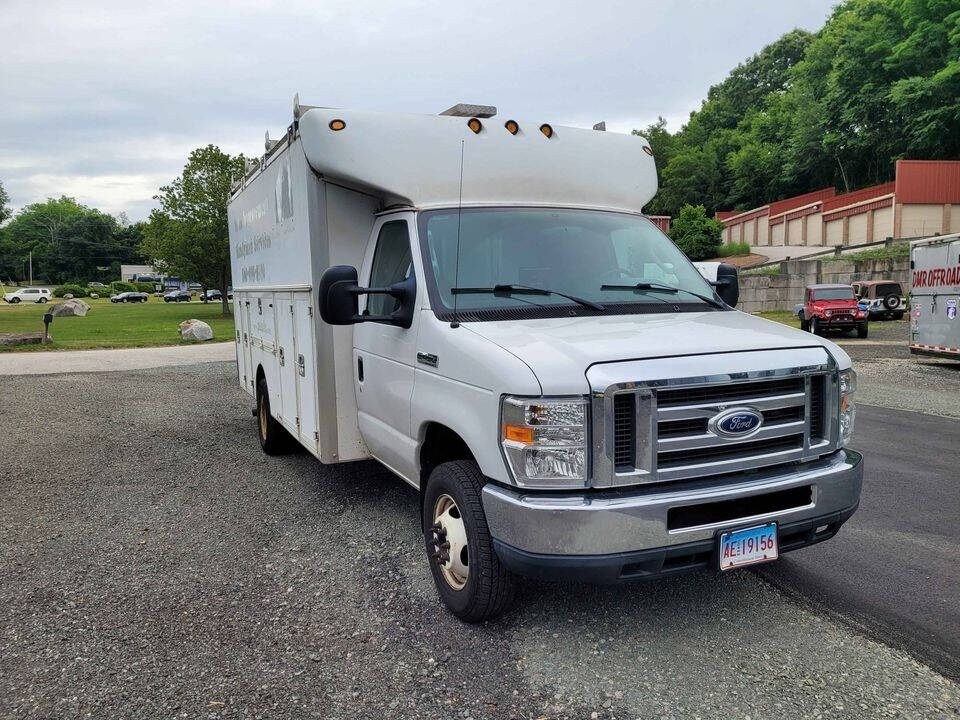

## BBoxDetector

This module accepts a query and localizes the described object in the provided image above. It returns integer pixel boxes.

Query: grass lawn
[757,310,800,328]
[0,297,235,352]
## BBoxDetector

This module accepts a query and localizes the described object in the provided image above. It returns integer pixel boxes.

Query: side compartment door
[294,295,319,453]
[274,292,299,435]
[352,217,420,481]
[234,293,247,391]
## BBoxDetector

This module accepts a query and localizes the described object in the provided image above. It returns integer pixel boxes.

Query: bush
[53,283,90,298]
[668,204,723,261]
[718,241,751,257]
[134,282,157,293]
[110,281,137,293]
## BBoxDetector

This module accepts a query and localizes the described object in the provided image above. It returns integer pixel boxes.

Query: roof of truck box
[293,107,658,214]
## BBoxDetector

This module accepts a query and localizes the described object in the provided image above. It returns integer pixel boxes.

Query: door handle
[357,356,364,382]
[298,354,305,377]
[279,347,285,366]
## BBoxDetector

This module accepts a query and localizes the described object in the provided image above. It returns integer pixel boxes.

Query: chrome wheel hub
[430,494,469,590]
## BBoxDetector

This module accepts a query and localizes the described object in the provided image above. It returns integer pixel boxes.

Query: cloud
[0,0,836,220]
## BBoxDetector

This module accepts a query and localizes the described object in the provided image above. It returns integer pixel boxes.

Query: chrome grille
[603,363,837,485]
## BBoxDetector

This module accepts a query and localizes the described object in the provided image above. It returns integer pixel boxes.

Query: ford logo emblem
[712,408,763,438]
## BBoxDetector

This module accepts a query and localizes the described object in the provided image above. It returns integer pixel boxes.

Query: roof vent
[265,131,280,152]
[593,121,606,131]
[440,103,496,118]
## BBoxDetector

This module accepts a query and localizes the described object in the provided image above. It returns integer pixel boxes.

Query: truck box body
[910,233,960,357]
[229,135,377,462]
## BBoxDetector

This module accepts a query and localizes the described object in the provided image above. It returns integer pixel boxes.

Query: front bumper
[482,449,862,582]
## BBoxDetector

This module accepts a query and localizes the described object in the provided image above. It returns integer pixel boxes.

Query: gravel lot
[1,362,958,719]
[780,318,960,418]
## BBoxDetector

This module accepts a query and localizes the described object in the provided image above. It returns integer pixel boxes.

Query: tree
[142,145,246,315]
[668,204,723,261]
[2,197,89,282]
[637,0,960,218]
[0,180,11,224]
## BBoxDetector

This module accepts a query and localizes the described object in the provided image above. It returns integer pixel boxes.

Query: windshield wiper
[600,282,725,309]
[451,284,604,311]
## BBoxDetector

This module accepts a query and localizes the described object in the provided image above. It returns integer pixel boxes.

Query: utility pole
[28,251,32,285]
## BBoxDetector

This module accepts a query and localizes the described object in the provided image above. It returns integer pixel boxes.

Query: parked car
[201,289,223,302]
[851,280,907,320]
[2,287,51,303]
[795,284,868,337]
[88,281,106,288]
[110,292,148,303]
[163,290,191,302]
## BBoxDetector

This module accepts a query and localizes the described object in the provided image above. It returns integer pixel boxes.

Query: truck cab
[228,101,863,621]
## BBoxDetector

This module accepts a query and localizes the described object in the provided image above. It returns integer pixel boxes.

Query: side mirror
[318,265,416,329]
[714,263,739,308]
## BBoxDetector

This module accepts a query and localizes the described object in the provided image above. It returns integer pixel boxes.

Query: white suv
[3,287,51,304]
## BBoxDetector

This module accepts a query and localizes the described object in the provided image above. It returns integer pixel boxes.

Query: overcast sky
[0,0,837,221]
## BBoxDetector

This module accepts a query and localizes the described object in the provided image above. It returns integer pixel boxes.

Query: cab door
[352,216,420,481]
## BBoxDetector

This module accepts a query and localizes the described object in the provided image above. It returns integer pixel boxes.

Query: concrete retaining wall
[739,258,910,314]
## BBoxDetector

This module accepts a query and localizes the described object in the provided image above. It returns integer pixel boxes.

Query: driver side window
[367,221,412,318]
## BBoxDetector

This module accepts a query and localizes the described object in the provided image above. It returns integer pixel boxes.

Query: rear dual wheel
[255,377,293,455]
[423,460,517,622]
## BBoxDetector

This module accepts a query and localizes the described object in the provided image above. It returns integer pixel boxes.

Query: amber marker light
[329,119,346,131]
[468,118,483,134]
[539,123,553,138]
[503,424,535,444]
[505,119,520,135]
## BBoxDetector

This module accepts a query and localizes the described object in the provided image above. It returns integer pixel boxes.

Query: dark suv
[852,280,907,321]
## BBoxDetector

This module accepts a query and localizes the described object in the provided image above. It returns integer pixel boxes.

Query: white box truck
[909,232,960,358]
[228,98,863,621]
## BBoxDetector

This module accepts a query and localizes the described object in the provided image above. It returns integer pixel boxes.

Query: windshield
[812,288,855,301]
[418,207,718,317]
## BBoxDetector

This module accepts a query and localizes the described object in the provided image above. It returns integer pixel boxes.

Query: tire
[38,297,47,303]
[883,294,900,311]
[423,460,517,622]
[799,314,809,332]
[856,322,868,339]
[810,317,821,336]
[11,297,20,304]
[894,312,904,321]
[255,377,291,455]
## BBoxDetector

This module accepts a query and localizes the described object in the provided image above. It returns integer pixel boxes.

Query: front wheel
[38,297,47,303]
[810,317,821,336]
[799,314,809,332]
[423,460,517,622]
[10,297,20,304]
[857,322,868,338]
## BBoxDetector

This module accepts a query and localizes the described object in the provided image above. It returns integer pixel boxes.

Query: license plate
[718,523,778,570]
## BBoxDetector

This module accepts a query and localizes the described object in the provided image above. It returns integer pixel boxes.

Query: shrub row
[53,281,156,297]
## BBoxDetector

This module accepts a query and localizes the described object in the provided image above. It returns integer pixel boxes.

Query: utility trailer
[909,232,960,358]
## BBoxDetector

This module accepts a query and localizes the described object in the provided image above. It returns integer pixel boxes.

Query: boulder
[179,319,213,341]
[63,293,74,299]
[89,293,99,299]
[49,299,90,317]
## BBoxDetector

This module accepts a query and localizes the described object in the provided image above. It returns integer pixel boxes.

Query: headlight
[501,396,588,487]
[839,368,856,446]
[824,309,832,317]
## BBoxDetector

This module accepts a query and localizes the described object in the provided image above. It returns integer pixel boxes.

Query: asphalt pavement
[759,404,960,681]
[0,362,957,719]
